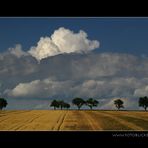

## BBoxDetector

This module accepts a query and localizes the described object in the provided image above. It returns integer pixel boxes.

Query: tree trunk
[54,106,56,110]
[90,106,92,110]
[144,106,147,111]
[78,106,80,110]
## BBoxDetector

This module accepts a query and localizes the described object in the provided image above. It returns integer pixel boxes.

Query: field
[0,110,148,131]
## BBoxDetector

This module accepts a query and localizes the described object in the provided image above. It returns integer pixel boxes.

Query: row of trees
[0,96,148,111]
[50,98,99,110]
[50,96,148,111]
[50,98,124,110]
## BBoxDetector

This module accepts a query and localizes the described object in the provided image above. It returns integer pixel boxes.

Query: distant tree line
[1,96,148,111]
[50,96,148,111]
[50,98,99,110]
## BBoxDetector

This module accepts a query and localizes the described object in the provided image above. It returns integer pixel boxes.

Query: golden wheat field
[0,110,148,131]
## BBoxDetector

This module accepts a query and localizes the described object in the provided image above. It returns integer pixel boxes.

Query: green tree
[72,98,85,110]
[50,100,59,110]
[0,98,7,110]
[63,103,70,110]
[86,98,99,110]
[114,99,124,110]
[58,100,65,110]
[139,96,148,111]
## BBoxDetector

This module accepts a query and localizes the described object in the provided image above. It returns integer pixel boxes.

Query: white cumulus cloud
[7,78,75,99]
[28,27,100,61]
[7,80,42,97]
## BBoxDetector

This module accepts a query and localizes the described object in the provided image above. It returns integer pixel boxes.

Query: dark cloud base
[1,50,148,109]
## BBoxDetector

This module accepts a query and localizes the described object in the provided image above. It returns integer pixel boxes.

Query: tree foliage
[58,100,65,110]
[114,99,124,110]
[50,100,60,110]
[0,98,8,110]
[72,98,85,110]
[86,98,99,110]
[63,102,70,109]
[139,96,148,111]
[50,100,70,110]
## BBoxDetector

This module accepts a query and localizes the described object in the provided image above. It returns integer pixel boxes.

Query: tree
[0,98,7,110]
[114,99,124,110]
[63,103,70,110]
[139,96,148,111]
[58,100,65,110]
[50,100,59,110]
[86,98,99,110]
[72,98,85,110]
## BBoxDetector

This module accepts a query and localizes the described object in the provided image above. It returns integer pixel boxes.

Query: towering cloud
[28,27,100,61]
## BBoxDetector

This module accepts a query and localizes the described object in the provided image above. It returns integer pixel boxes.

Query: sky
[1,17,148,110]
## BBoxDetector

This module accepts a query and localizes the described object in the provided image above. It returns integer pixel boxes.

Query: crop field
[0,110,148,131]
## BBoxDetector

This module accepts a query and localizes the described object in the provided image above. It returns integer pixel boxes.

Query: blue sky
[0,17,148,56]
[1,17,148,110]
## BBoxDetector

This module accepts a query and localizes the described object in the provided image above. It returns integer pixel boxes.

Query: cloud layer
[28,27,100,61]
[0,27,148,109]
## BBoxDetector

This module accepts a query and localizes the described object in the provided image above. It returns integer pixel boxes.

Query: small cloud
[8,44,28,58]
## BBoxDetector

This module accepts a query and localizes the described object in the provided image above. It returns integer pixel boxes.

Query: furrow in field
[95,111,143,130]
[0,110,32,119]
[0,111,32,124]
[57,111,68,131]
[71,111,93,130]
[101,111,148,121]
[81,111,103,130]
[19,110,63,130]
[61,111,97,130]
[7,111,43,130]
[81,111,131,130]
[101,111,148,130]
[53,111,67,131]
[13,114,44,131]
[0,111,39,130]
[56,111,78,130]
